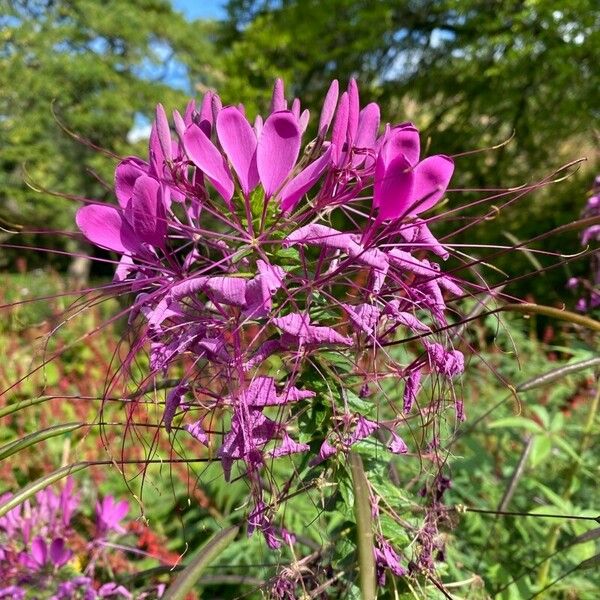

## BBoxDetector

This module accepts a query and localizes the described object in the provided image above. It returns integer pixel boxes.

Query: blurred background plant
[1,0,599,598]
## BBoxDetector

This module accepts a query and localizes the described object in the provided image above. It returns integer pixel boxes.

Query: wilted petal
[403,369,421,413]
[387,431,408,454]
[257,111,301,198]
[268,433,309,458]
[98,583,133,599]
[185,420,209,445]
[244,339,282,370]
[438,275,463,296]
[280,145,333,212]
[216,106,259,196]
[183,123,235,205]
[398,219,449,259]
[163,382,187,432]
[375,538,406,579]
[128,175,166,247]
[409,154,454,215]
[343,303,381,335]
[384,304,430,332]
[284,223,361,254]
[425,342,464,378]
[76,204,141,254]
[244,260,286,318]
[309,441,338,465]
[205,276,248,307]
[388,249,435,277]
[274,313,352,346]
[348,416,379,445]
[318,79,339,136]
[245,377,313,407]
[170,276,209,300]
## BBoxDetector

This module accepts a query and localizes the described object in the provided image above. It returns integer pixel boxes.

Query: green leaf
[0,396,51,419]
[0,422,83,461]
[349,452,376,600]
[489,417,543,433]
[162,525,239,600]
[0,462,88,518]
[529,435,552,467]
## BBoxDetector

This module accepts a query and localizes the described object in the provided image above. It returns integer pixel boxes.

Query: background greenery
[1,1,599,598]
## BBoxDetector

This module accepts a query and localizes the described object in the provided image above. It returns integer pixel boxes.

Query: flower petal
[280,145,332,212]
[185,420,209,445]
[199,90,214,136]
[374,153,414,220]
[155,103,172,162]
[216,106,259,196]
[128,175,166,247]
[163,382,187,433]
[257,111,301,198]
[354,103,380,167]
[76,204,141,254]
[318,79,339,136]
[115,157,148,208]
[49,538,72,567]
[409,154,454,215]
[347,78,360,144]
[183,123,235,206]
[270,78,286,112]
[30,537,47,566]
[331,91,349,165]
[382,123,420,166]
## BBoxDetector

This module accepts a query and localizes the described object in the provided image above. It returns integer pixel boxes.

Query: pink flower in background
[96,496,129,536]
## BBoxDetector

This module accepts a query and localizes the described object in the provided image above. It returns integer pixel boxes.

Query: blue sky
[172,0,226,20]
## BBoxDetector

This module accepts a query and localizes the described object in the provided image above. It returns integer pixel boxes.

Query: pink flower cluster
[76,79,464,573]
[0,479,158,599]
[567,174,600,311]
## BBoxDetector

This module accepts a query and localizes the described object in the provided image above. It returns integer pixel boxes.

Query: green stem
[349,452,377,600]
[500,303,600,332]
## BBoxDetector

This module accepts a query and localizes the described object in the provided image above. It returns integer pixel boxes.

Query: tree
[0,0,216,274]
[215,0,599,302]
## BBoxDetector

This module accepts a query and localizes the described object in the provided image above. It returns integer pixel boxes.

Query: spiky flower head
[76,79,464,576]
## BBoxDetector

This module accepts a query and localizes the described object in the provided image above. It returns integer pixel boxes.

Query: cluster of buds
[76,79,466,576]
[567,174,600,311]
[0,479,160,599]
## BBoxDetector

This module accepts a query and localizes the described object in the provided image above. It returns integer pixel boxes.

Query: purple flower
[72,78,470,555]
[96,496,129,536]
[374,124,454,221]
[375,537,407,585]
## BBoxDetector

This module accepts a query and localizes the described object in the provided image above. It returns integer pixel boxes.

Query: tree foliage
[216,0,599,301]
[0,0,215,267]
